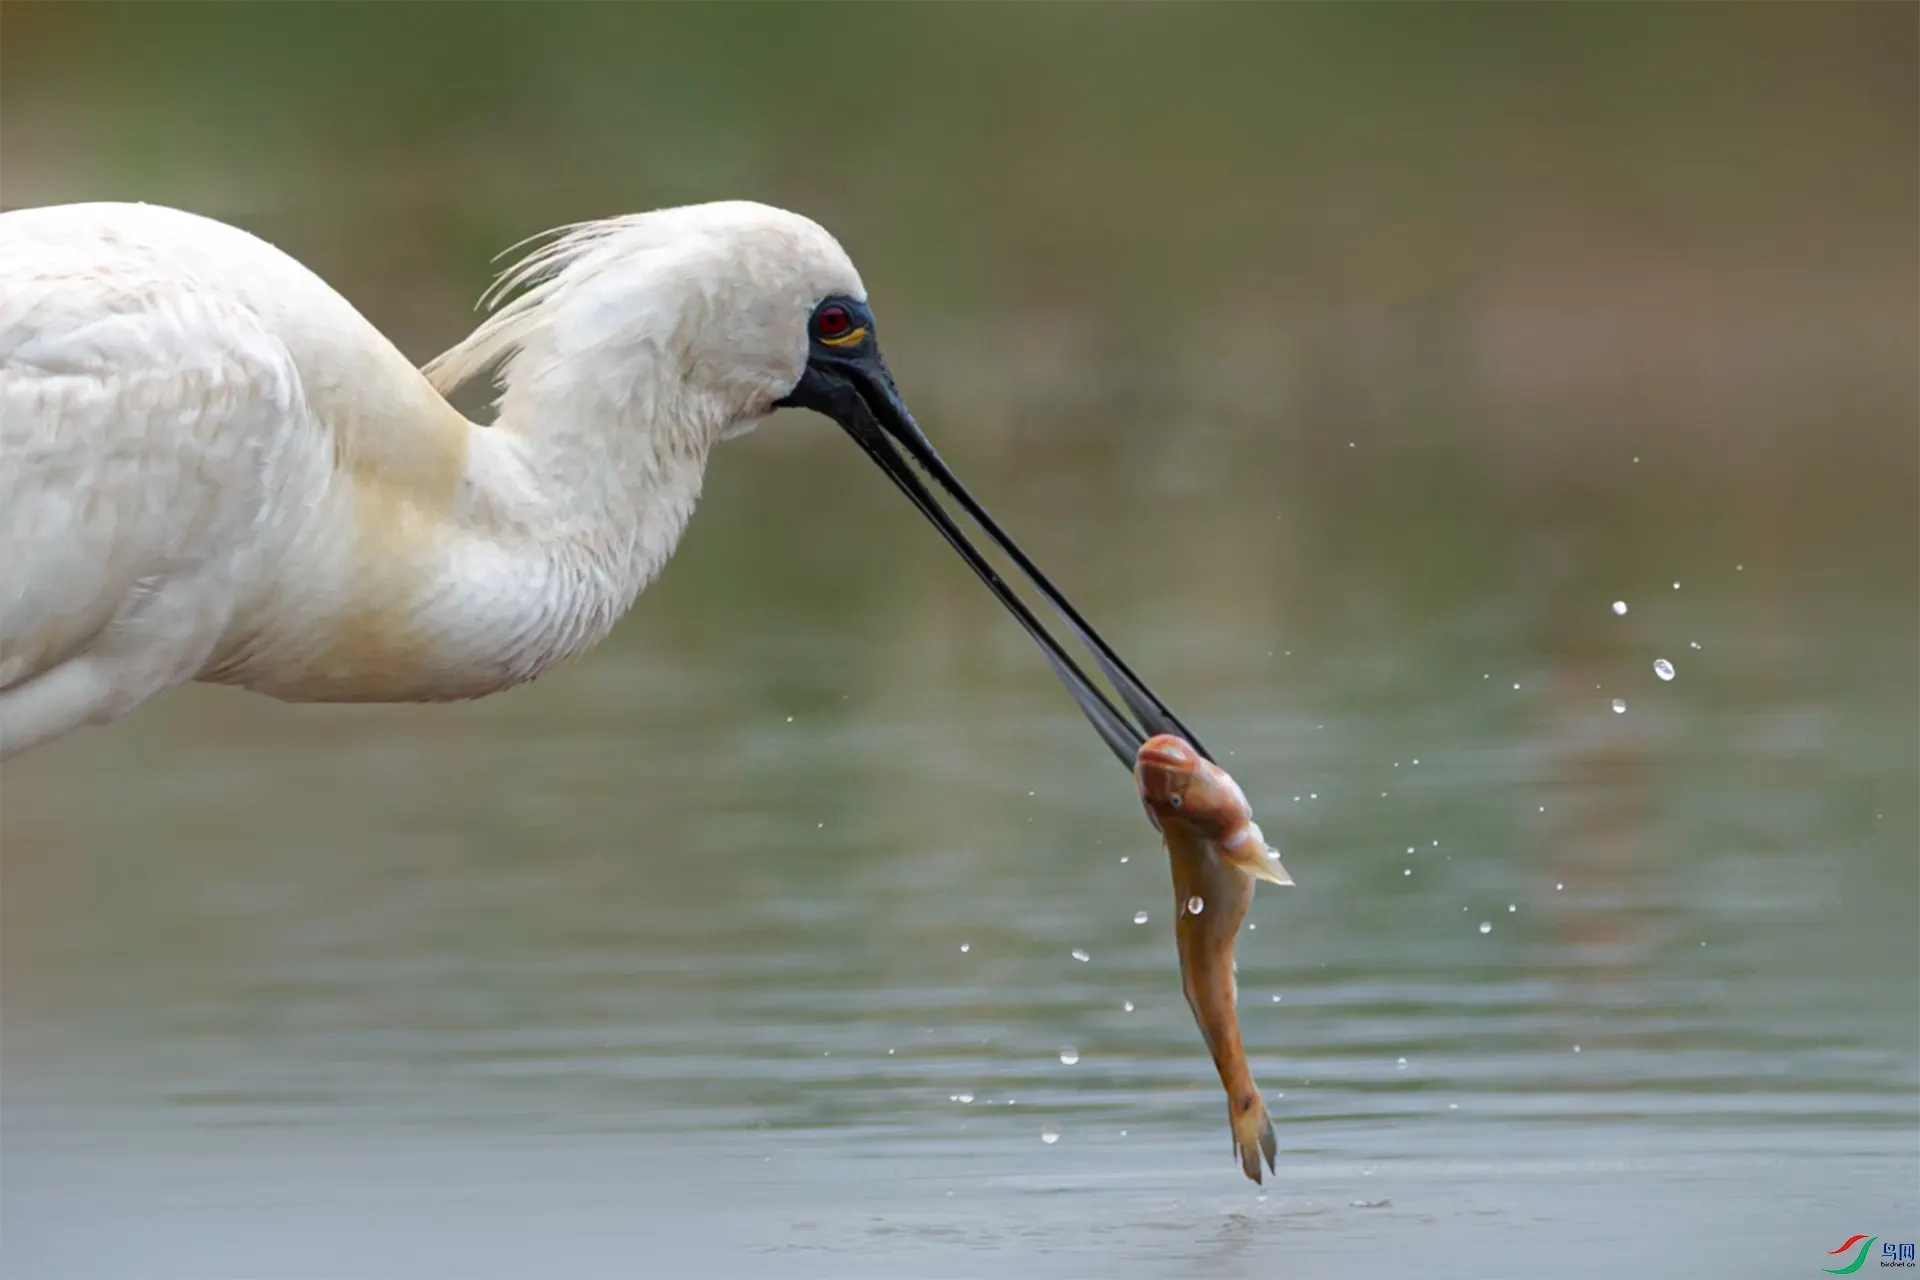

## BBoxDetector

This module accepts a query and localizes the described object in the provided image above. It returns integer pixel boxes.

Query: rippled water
[6,561,1915,1277]
[5,6,1917,1276]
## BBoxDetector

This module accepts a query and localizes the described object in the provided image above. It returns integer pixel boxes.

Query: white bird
[0,199,1204,765]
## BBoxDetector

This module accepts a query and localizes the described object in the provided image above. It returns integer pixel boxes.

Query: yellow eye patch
[820,325,868,348]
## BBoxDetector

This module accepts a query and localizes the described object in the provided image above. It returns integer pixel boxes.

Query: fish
[1133,732,1292,1184]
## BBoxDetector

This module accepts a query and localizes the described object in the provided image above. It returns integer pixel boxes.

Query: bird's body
[1,197,1202,770]
[0,200,862,756]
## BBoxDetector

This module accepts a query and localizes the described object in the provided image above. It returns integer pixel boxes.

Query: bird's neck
[216,356,732,704]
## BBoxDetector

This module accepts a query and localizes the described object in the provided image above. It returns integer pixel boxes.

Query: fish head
[1134,733,1249,840]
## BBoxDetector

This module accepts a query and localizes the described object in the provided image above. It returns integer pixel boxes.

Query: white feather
[0,199,865,757]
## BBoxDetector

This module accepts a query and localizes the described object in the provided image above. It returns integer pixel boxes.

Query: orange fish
[1134,733,1291,1183]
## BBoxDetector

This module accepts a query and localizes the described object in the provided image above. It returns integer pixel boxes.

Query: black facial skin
[776,295,1207,769]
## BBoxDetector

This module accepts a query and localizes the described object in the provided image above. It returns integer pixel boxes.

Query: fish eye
[1168,794,1183,808]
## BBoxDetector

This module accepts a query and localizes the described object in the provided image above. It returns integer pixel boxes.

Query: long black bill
[780,347,1209,768]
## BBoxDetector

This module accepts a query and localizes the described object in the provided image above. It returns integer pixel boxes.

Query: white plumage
[0,199,866,758]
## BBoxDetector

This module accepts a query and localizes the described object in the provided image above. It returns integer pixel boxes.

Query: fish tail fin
[1231,1091,1278,1184]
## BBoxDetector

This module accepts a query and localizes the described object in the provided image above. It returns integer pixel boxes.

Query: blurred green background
[2,6,1915,1278]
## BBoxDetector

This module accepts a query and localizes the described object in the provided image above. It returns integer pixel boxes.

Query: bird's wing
[0,231,312,691]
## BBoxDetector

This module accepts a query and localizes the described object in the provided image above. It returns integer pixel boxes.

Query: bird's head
[427,201,867,443]
[427,201,1213,772]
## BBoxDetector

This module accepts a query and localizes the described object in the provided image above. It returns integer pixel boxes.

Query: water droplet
[1672,581,1681,590]
[1040,1124,1060,1145]
[1611,698,1627,713]
[957,1093,974,1103]
[1027,790,1036,797]
[1404,868,1412,876]
[1309,792,1318,800]
[1507,903,1517,913]
[1513,682,1521,690]
[1132,911,1149,925]
[1071,948,1090,963]
[1573,1044,1581,1053]
[1689,641,1701,650]
[959,942,970,953]
[1186,896,1205,915]
[1119,1129,1128,1137]
[1653,658,1675,681]
[1396,1057,1408,1070]
[888,1048,895,1054]
[1119,856,1129,864]
[1123,1000,1134,1012]
[1478,921,1492,934]
[1271,994,1282,1003]
[1555,882,1564,890]
[1612,600,1629,616]
[785,715,794,723]
[1059,1046,1080,1065]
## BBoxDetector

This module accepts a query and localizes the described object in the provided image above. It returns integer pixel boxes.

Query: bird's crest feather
[422,216,634,399]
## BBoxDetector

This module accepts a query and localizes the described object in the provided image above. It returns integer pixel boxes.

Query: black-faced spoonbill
[0,200,1205,763]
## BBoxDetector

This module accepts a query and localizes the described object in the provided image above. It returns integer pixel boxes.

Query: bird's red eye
[816,304,852,337]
